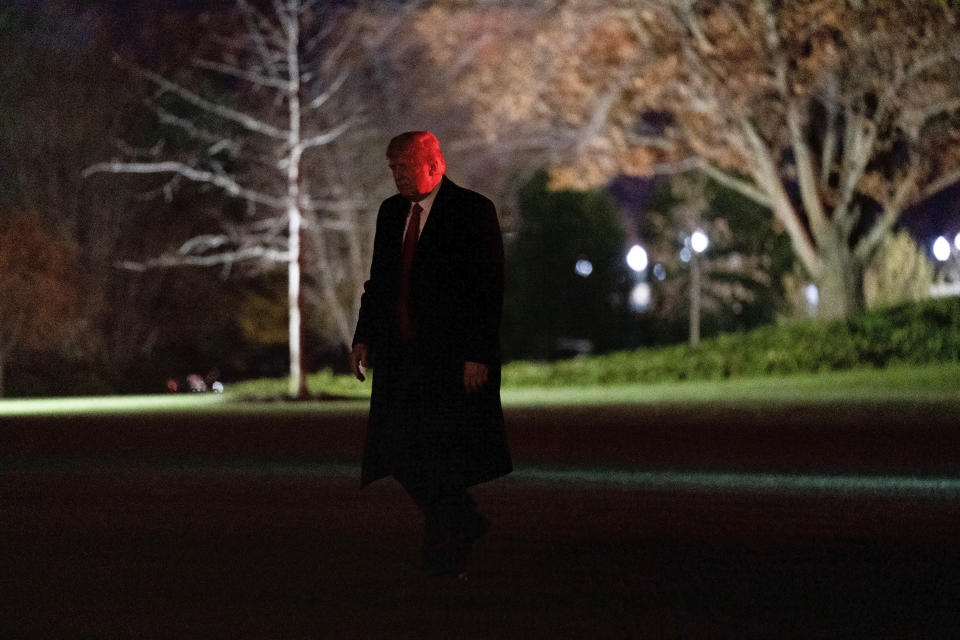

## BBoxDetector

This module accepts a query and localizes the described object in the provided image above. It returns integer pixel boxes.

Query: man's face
[388,148,440,201]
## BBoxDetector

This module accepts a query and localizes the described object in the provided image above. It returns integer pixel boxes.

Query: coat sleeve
[460,196,505,365]
[353,201,396,350]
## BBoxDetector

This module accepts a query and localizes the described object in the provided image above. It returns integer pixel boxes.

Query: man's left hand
[464,361,489,393]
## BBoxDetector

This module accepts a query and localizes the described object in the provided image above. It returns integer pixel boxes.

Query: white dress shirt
[403,179,442,240]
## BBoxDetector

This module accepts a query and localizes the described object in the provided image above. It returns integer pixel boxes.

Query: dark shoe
[442,513,490,577]
[420,512,489,577]
[461,513,489,544]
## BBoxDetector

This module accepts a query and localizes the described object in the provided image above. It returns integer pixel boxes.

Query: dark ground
[2,402,960,639]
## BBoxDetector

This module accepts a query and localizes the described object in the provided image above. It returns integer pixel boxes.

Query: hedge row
[501,297,960,387]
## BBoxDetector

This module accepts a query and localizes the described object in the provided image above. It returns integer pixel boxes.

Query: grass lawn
[500,361,960,408]
[1,361,958,418]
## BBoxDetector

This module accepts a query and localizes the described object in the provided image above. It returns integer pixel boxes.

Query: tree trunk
[288,205,308,399]
[689,253,702,346]
[815,233,867,320]
[285,8,308,400]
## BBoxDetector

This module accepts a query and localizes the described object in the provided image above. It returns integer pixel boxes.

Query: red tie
[397,203,422,340]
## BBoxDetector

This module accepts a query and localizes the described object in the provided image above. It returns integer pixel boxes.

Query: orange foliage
[0,214,78,355]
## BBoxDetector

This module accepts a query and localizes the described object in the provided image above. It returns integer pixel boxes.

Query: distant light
[679,247,692,263]
[574,259,593,277]
[805,284,819,307]
[212,381,224,393]
[933,236,951,262]
[630,282,651,311]
[626,245,648,272]
[652,263,666,281]
[954,232,960,252]
[691,229,709,254]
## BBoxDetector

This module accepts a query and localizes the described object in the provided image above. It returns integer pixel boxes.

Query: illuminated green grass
[1,362,958,418]
[0,393,364,418]
[500,362,960,408]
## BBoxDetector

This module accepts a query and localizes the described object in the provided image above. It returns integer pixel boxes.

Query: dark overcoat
[353,176,512,488]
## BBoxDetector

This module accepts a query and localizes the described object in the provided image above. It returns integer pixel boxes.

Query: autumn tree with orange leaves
[0,216,78,397]
[417,0,960,318]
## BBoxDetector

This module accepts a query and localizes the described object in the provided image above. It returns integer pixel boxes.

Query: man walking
[350,131,512,581]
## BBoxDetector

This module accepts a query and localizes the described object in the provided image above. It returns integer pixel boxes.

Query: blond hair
[386,131,446,173]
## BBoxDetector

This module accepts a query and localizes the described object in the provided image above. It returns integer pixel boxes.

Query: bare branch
[877,47,960,122]
[272,0,295,39]
[296,118,356,152]
[694,160,773,208]
[191,57,289,90]
[116,57,290,140]
[148,100,242,157]
[308,68,350,110]
[83,161,287,209]
[921,168,960,200]
[854,164,920,263]
[178,233,234,256]
[116,246,289,272]
[740,117,820,273]
[237,0,283,79]
[832,110,877,227]
[787,102,828,238]
[899,98,960,140]
[818,75,840,189]
[131,174,183,203]
[755,0,789,96]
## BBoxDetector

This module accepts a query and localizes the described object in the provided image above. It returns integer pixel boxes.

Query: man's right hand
[350,343,370,382]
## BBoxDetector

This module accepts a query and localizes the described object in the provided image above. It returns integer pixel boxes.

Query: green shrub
[501,297,960,387]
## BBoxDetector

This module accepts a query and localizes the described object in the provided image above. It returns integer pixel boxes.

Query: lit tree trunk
[285,10,308,400]
[815,231,867,319]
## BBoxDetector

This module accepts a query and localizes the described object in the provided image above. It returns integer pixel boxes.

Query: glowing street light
[690,229,709,254]
[688,229,709,346]
[629,282,651,311]
[574,258,593,277]
[626,244,648,272]
[933,235,951,262]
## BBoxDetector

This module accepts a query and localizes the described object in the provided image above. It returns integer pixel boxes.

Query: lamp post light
[626,244,648,273]
[688,229,709,346]
[626,244,650,312]
[933,235,951,263]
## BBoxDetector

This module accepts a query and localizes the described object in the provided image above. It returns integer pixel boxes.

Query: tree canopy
[418,0,960,317]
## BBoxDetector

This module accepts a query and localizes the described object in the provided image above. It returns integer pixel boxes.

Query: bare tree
[85,0,372,397]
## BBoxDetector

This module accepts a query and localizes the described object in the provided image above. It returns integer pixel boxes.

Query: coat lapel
[414,176,452,261]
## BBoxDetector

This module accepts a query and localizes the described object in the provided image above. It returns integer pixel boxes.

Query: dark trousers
[391,338,487,573]
[394,469,479,540]
[394,468,485,575]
